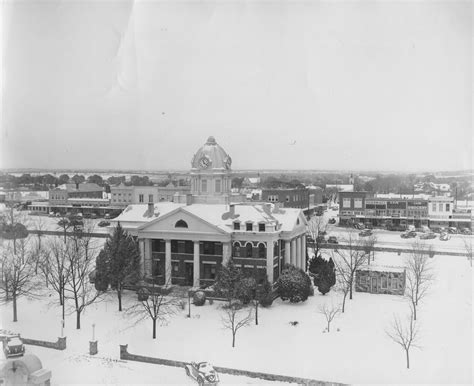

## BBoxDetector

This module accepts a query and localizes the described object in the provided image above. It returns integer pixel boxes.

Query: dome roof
[191,136,232,171]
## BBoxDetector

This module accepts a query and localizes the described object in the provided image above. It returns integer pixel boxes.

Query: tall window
[215,179,221,193]
[343,198,351,208]
[432,203,436,212]
[381,276,387,289]
[438,203,443,212]
[446,203,450,211]
[258,243,266,258]
[202,179,207,192]
[203,241,215,255]
[246,243,253,258]
[246,222,253,231]
[139,194,144,203]
[258,223,265,232]
[148,194,153,203]
[354,198,363,208]
[233,242,241,257]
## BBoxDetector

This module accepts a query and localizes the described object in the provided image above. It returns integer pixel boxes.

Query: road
[308,209,472,255]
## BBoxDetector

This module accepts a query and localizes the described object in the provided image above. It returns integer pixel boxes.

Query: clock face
[199,156,210,169]
[224,156,232,169]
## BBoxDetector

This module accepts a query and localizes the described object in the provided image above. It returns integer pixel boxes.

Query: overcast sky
[1,0,472,172]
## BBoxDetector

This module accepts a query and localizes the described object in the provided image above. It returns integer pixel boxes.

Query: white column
[285,240,291,265]
[291,239,297,266]
[145,239,152,276]
[165,239,171,285]
[193,241,200,287]
[266,241,274,283]
[302,236,307,271]
[222,241,231,266]
[296,237,302,269]
[139,239,145,277]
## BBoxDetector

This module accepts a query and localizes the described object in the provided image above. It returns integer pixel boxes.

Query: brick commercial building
[338,191,472,230]
[111,137,308,286]
[110,183,191,207]
[262,187,323,215]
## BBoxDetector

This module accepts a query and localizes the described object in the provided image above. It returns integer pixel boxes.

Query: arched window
[258,243,266,259]
[175,219,188,228]
[246,243,253,258]
[233,242,241,257]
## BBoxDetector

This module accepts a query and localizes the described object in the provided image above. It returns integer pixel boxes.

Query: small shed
[355,265,406,295]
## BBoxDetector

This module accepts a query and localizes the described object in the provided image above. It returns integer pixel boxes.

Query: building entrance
[185,262,194,286]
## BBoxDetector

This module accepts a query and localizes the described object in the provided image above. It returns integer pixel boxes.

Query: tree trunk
[412,302,417,321]
[406,349,410,369]
[232,331,235,348]
[255,301,258,325]
[152,319,157,339]
[118,288,122,312]
[13,292,17,322]
[327,321,330,332]
[349,280,353,300]
[342,290,348,313]
[76,310,81,329]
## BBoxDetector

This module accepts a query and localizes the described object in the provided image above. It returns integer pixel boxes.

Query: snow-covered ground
[1,249,472,384]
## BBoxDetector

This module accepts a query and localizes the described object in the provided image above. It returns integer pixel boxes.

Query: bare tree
[404,241,434,320]
[361,234,377,265]
[0,206,30,255]
[307,216,328,264]
[221,300,253,348]
[331,231,368,312]
[40,237,71,321]
[386,310,420,369]
[318,302,341,332]
[0,238,39,321]
[64,226,102,329]
[463,238,473,268]
[126,274,178,339]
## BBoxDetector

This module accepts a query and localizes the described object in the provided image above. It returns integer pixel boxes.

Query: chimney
[229,204,235,217]
[147,202,154,216]
[186,194,193,206]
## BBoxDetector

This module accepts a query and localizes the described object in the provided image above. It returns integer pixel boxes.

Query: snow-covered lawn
[1,251,472,384]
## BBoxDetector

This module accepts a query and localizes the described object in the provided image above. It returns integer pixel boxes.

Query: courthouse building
[111,137,307,286]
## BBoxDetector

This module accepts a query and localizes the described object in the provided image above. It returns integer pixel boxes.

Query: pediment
[138,208,228,235]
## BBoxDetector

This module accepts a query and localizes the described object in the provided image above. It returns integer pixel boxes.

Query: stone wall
[21,336,67,350]
[119,344,345,386]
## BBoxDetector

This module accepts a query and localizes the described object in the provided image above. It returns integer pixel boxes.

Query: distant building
[110,183,192,207]
[242,177,261,188]
[49,183,103,206]
[261,186,323,214]
[338,191,472,229]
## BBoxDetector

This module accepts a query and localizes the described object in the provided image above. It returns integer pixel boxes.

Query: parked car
[185,362,220,385]
[328,218,336,225]
[316,235,326,243]
[386,224,406,232]
[447,227,458,234]
[327,236,338,244]
[98,220,110,227]
[91,213,98,219]
[420,232,437,240]
[0,332,25,358]
[401,231,417,239]
[359,229,373,237]
[49,212,56,217]
[364,223,373,230]
[421,226,431,233]
[353,223,365,230]
[460,228,472,235]
[306,235,315,243]
[439,232,451,241]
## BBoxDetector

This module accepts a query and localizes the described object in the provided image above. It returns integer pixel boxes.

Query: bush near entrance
[277,264,312,303]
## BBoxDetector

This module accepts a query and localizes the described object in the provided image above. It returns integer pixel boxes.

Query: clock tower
[189,136,233,204]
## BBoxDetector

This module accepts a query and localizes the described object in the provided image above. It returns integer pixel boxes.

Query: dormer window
[258,223,266,232]
[233,222,240,230]
[246,222,253,231]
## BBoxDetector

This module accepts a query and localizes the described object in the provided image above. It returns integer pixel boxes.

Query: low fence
[28,229,108,238]
[119,344,345,386]
[21,336,67,350]
[317,242,468,257]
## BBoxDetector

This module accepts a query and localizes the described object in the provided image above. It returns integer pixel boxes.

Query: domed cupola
[191,136,232,171]
[190,136,232,204]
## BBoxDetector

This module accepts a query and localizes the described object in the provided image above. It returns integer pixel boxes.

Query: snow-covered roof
[112,202,303,233]
[357,265,405,273]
